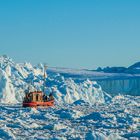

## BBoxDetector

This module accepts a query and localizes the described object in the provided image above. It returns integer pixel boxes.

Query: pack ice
[0,55,139,140]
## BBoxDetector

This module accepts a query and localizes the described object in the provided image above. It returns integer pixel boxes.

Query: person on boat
[24,90,29,102]
[27,93,32,102]
[49,92,54,100]
[43,94,48,102]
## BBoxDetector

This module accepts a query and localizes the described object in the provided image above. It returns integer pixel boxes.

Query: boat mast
[43,64,47,93]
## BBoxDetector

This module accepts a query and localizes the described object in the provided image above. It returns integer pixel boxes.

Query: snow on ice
[0,55,139,139]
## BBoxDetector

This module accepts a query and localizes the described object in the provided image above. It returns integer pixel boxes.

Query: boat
[23,65,54,107]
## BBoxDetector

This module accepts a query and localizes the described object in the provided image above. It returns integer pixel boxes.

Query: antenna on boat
[43,64,48,93]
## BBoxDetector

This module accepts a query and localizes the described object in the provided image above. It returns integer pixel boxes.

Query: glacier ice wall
[98,78,140,96]
[48,67,140,96]
[0,55,139,104]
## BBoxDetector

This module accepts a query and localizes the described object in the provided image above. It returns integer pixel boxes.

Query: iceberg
[0,55,107,104]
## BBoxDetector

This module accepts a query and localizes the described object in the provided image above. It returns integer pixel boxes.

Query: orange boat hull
[23,100,54,107]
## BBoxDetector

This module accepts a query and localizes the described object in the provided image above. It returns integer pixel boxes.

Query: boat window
[36,94,39,101]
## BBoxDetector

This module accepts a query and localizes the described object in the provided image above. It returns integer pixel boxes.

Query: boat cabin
[24,91,54,102]
[24,91,43,102]
[23,91,54,107]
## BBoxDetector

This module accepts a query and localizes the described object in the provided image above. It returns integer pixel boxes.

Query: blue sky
[0,0,140,69]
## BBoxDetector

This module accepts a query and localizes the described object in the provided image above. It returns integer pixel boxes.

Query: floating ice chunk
[108,133,127,140]
[85,131,106,140]
[53,123,67,131]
